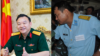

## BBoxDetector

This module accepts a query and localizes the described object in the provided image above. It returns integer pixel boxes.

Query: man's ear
[63,9,69,15]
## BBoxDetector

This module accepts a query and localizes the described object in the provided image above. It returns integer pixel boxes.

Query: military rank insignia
[78,15,91,20]
[74,20,77,25]
[29,44,34,46]
[32,31,41,36]
[11,32,20,36]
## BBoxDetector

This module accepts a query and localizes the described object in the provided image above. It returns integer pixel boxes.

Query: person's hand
[1,47,9,56]
[22,47,30,56]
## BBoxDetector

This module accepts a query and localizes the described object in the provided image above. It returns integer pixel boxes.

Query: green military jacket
[4,28,49,56]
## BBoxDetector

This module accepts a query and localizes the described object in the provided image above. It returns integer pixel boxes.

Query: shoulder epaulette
[32,31,41,36]
[78,15,91,20]
[11,32,20,36]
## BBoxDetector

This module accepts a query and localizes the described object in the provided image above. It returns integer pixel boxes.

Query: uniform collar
[64,13,78,28]
[72,13,78,26]
[19,28,34,39]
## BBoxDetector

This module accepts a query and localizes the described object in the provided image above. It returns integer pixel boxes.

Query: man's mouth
[20,28,25,31]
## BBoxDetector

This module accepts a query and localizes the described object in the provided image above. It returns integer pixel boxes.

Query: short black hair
[16,14,31,22]
[53,1,75,13]
[86,6,94,12]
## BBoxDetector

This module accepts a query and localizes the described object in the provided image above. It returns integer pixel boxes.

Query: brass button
[70,47,71,49]
[24,41,26,43]
[71,39,72,41]
[31,49,33,51]
[70,30,72,32]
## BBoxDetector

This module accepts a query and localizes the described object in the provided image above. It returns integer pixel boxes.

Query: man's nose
[20,24,24,27]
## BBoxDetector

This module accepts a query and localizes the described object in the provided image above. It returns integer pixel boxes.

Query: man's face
[54,7,67,24]
[17,16,32,34]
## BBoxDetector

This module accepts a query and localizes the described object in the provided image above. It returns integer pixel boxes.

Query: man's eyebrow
[23,21,27,22]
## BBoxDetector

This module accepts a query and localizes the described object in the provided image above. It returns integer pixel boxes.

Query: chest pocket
[27,44,37,53]
[61,28,70,46]
[73,35,85,48]
[14,45,23,56]
[14,45,23,51]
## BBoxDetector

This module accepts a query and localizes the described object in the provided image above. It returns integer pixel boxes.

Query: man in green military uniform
[1,14,49,56]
